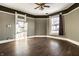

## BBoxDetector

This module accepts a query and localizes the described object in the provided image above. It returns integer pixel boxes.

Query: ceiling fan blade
[44,5,50,8]
[34,5,40,9]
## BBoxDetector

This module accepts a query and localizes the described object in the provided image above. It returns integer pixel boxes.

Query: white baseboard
[0,38,28,44]
[0,39,15,44]
[28,35,79,46]
[0,35,79,46]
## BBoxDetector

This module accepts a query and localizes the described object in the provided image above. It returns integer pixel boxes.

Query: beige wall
[0,12,15,41]
[27,17,35,36]
[46,18,49,35]
[27,17,48,36]
[64,7,79,42]
[35,18,48,35]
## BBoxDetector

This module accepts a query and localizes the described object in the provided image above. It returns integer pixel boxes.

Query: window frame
[49,14,60,35]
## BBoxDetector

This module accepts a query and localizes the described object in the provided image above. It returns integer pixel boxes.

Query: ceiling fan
[34,3,50,10]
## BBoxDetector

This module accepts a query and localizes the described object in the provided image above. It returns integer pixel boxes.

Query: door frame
[15,12,27,40]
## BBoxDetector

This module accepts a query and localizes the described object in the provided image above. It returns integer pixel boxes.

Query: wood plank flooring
[0,37,79,56]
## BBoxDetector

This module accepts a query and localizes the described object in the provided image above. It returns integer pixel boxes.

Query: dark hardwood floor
[0,37,79,56]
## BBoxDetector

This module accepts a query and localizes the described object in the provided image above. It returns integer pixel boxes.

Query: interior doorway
[15,12,27,40]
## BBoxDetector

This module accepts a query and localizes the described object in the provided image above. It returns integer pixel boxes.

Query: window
[16,20,25,33]
[15,12,27,39]
[50,15,59,35]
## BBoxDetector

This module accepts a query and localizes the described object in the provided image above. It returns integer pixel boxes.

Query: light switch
[7,24,11,28]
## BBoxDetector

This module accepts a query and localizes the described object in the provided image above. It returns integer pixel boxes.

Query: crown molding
[0,5,35,18]
[62,3,79,14]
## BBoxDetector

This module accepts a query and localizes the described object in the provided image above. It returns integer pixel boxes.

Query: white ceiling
[0,3,74,15]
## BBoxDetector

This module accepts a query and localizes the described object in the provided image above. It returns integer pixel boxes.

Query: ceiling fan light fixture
[45,13,48,14]
[34,3,50,10]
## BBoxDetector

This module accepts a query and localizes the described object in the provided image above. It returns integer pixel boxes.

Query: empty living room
[0,2,79,57]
